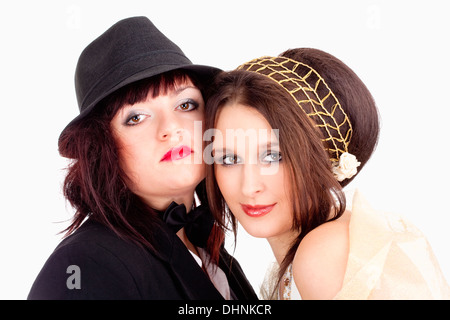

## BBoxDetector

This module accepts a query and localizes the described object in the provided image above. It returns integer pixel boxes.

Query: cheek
[114,135,133,174]
[215,167,238,203]
[116,138,155,183]
[116,146,140,185]
[191,120,205,153]
[277,202,294,229]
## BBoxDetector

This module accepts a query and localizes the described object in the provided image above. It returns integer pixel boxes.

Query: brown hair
[280,48,380,187]
[205,48,379,293]
[59,69,224,263]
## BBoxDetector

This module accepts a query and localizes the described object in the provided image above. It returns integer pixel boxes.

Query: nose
[159,128,183,141]
[241,164,264,198]
[157,113,184,141]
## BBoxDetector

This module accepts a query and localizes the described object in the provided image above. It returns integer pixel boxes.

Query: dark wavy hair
[59,69,224,263]
[205,48,379,295]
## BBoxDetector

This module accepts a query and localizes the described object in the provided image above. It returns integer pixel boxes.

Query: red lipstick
[160,145,192,162]
[240,203,276,218]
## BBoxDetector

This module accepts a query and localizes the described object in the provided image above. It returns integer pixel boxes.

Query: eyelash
[222,155,241,165]
[219,152,282,166]
[125,112,150,126]
[262,152,282,163]
[124,99,200,126]
[177,99,199,112]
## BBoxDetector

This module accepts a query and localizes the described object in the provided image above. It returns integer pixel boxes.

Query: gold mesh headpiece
[238,56,360,181]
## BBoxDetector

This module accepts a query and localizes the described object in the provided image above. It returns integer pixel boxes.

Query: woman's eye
[262,152,282,163]
[126,113,149,126]
[129,115,141,124]
[222,155,241,165]
[177,100,199,111]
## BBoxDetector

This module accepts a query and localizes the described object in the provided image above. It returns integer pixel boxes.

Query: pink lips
[240,203,276,218]
[160,145,192,162]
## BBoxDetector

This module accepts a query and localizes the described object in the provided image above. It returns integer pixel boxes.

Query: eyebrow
[173,85,198,95]
[117,84,199,113]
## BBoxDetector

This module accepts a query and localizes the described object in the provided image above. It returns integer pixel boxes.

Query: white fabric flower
[332,152,361,182]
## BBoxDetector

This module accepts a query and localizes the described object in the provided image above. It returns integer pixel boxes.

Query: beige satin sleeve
[334,190,450,300]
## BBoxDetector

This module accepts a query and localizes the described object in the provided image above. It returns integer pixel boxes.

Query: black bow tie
[160,202,215,248]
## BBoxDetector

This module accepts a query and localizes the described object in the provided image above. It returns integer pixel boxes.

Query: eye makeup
[212,148,282,166]
[176,99,200,112]
[123,110,152,126]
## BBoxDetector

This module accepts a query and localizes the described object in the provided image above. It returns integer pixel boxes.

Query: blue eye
[262,152,282,163]
[222,155,241,165]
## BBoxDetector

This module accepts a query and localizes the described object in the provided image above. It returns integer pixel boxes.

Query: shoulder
[28,220,163,299]
[292,211,351,299]
[54,220,154,267]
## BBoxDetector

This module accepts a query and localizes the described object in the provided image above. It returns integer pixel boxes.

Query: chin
[239,221,278,239]
[168,168,205,190]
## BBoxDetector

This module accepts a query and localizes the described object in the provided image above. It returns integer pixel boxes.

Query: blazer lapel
[155,222,224,300]
[219,247,259,300]
[170,237,225,299]
[155,222,257,300]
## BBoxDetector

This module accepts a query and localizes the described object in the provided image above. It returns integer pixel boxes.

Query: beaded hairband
[237,56,360,181]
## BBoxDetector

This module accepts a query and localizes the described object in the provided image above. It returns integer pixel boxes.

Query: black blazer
[28,219,257,300]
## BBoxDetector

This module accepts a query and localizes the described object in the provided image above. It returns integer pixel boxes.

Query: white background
[1,0,449,299]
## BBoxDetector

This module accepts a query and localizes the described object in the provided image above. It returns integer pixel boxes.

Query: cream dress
[261,190,450,300]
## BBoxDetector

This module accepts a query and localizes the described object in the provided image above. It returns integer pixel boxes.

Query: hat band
[238,56,360,181]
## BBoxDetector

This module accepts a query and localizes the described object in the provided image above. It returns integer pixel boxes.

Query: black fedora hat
[59,16,220,142]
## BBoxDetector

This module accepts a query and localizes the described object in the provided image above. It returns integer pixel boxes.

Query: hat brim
[58,63,220,148]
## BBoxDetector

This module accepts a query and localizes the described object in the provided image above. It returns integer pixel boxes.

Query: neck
[144,192,196,212]
[266,229,299,266]
[174,196,199,257]
[145,191,198,256]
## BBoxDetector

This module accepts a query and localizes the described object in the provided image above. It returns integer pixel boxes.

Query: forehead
[216,103,269,129]
[214,103,278,147]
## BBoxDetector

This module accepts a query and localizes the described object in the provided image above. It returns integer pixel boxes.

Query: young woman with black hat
[27,16,257,300]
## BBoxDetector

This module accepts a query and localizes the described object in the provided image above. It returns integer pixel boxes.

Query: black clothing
[28,219,257,300]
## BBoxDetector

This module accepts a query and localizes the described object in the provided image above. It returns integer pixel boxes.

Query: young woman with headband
[205,48,450,299]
